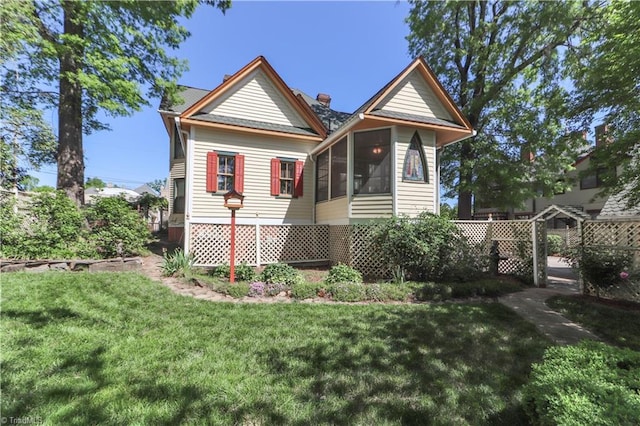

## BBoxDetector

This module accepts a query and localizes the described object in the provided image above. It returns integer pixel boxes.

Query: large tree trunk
[57,1,84,206]
[457,139,474,219]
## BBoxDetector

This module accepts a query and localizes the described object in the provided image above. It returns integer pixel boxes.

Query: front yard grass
[546,295,640,351]
[2,272,549,425]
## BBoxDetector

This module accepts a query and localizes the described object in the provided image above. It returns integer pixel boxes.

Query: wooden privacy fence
[187,220,547,285]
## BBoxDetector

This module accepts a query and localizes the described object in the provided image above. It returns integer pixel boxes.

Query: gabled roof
[159,86,210,114]
[359,57,472,135]
[179,56,327,141]
[311,57,474,154]
[532,204,590,222]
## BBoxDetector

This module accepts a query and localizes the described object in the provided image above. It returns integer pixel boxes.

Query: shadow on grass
[3,346,111,424]
[2,307,80,328]
[256,304,545,425]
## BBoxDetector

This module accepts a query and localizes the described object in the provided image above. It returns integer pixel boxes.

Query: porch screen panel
[316,150,329,202]
[353,129,391,195]
[331,137,347,198]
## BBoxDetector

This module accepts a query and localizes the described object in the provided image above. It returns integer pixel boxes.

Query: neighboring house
[476,124,617,226]
[84,186,141,204]
[134,184,159,196]
[158,56,474,257]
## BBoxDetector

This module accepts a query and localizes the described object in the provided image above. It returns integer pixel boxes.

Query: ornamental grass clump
[161,248,194,277]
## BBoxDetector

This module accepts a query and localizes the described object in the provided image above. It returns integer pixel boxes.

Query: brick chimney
[316,93,331,107]
[595,123,610,146]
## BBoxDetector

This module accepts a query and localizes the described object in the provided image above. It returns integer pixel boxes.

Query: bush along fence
[573,219,640,303]
[186,215,548,285]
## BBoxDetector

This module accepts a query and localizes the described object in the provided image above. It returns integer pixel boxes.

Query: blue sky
[33,1,414,189]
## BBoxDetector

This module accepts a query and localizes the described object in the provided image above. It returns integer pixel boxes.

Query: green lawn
[546,295,640,351]
[1,272,550,425]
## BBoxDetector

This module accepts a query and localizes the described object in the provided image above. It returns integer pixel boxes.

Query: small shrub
[210,263,256,281]
[523,341,640,425]
[328,282,367,302]
[370,212,485,282]
[324,263,363,285]
[290,282,325,299]
[211,263,231,279]
[223,282,250,298]
[161,248,194,277]
[235,263,257,281]
[547,234,564,255]
[580,247,632,288]
[85,195,151,257]
[260,263,304,286]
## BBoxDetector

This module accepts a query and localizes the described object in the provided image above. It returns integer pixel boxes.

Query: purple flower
[249,281,266,297]
[620,271,630,280]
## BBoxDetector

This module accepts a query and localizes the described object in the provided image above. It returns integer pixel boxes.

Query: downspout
[174,117,189,253]
[309,154,316,224]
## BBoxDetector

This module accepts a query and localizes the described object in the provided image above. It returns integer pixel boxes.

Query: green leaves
[406,0,598,217]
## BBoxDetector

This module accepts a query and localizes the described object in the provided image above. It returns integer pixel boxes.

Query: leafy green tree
[146,179,166,194]
[1,0,230,205]
[569,0,640,208]
[406,0,600,218]
[85,177,106,189]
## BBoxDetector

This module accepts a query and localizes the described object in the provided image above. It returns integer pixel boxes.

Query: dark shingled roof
[292,89,351,133]
[368,109,467,129]
[189,113,320,137]
[598,188,640,219]
[159,86,210,114]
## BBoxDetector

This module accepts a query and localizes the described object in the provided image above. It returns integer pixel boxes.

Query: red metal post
[230,208,236,283]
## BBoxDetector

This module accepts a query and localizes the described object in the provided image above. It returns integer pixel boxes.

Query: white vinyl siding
[377,70,453,121]
[191,128,315,221]
[395,128,437,216]
[315,197,349,225]
[202,69,308,128]
[351,195,393,219]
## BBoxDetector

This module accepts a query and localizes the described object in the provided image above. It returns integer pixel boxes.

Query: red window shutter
[294,160,304,197]
[234,154,245,193]
[206,152,218,192]
[270,158,280,196]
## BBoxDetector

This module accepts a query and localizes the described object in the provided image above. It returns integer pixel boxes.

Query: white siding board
[315,197,349,224]
[202,70,308,128]
[351,195,393,218]
[191,128,316,222]
[395,128,436,216]
[378,70,453,121]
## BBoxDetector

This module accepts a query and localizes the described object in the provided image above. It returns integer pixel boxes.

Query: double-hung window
[173,178,185,213]
[206,151,244,193]
[271,158,303,197]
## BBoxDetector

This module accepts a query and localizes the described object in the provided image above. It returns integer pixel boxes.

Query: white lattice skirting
[188,221,545,281]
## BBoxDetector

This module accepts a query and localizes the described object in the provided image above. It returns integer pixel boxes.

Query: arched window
[403,132,428,182]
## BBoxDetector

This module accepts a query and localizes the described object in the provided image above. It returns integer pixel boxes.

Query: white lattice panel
[583,220,640,248]
[329,226,351,265]
[260,225,329,264]
[349,225,389,278]
[190,224,256,266]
